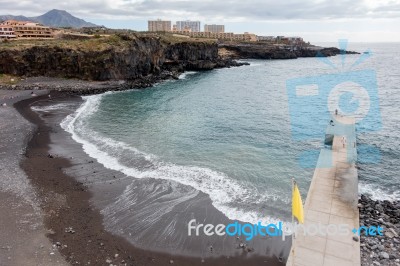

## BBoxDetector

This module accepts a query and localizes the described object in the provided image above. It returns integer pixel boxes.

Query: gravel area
[359,194,400,266]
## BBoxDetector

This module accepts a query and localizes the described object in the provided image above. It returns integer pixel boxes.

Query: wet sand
[4,90,289,265]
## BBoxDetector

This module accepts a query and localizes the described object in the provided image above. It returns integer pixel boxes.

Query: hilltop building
[175,20,200,32]
[173,30,256,42]
[275,36,304,45]
[256,36,276,42]
[148,19,171,32]
[0,25,16,39]
[256,35,305,45]
[0,20,52,38]
[204,24,225,33]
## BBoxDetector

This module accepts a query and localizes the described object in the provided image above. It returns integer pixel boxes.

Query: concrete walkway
[287,116,360,266]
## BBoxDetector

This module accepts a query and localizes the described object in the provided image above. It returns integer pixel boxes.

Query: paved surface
[287,116,361,266]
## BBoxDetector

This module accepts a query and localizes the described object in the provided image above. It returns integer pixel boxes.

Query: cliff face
[164,42,222,71]
[0,36,231,81]
[1,43,161,81]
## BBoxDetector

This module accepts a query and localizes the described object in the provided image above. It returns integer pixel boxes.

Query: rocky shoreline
[0,58,247,95]
[359,194,400,266]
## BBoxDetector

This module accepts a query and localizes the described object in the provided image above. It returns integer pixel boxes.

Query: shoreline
[13,91,286,265]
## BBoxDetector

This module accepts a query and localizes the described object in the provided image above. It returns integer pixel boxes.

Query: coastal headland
[0,33,357,94]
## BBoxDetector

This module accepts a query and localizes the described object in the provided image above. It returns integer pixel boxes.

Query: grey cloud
[1,0,400,21]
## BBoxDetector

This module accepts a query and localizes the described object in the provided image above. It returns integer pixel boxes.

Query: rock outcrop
[219,44,359,60]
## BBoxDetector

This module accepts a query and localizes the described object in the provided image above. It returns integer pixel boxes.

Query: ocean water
[61,43,400,225]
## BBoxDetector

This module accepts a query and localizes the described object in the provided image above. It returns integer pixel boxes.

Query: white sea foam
[237,60,261,67]
[31,103,74,112]
[60,94,284,225]
[359,181,400,201]
[178,71,197,80]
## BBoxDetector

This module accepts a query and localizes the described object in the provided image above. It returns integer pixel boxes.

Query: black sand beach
[4,90,288,265]
[0,90,67,266]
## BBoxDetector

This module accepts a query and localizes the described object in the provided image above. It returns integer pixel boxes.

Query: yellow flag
[292,183,304,224]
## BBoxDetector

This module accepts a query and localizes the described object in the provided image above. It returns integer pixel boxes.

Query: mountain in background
[33,9,98,28]
[0,15,30,21]
[0,9,98,28]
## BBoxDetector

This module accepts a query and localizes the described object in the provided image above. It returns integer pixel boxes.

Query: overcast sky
[2,0,400,42]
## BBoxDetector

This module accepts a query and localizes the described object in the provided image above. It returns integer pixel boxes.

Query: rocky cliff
[219,44,359,60]
[0,35,243,83]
